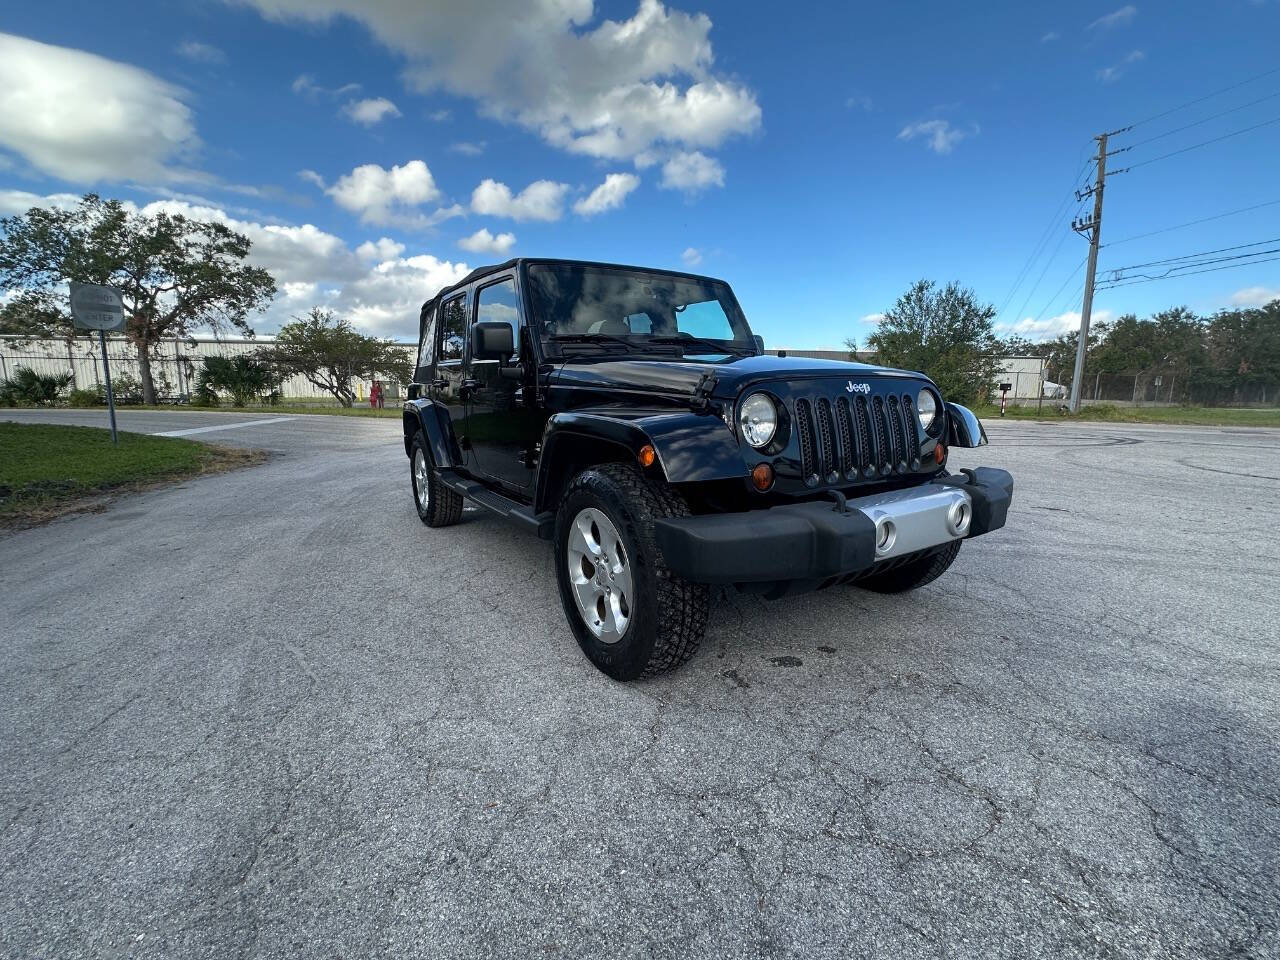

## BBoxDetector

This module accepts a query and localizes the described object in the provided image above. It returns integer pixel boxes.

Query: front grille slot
[795,398,817,483]
[872,396,891,475]
[855,395,873,474]
[835,397,856,477]
[903,395,920,463]
[887,396,906,471]
[815,398,835,481]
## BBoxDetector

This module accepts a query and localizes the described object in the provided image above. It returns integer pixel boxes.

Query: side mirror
[946,402,988,447]
[471,321,514,361]
[752,334,765,354]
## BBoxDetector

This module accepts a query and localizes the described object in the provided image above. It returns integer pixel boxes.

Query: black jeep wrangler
[403,259,1012,680]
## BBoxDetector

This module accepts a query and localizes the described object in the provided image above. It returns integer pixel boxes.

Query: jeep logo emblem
[845,381,871,394]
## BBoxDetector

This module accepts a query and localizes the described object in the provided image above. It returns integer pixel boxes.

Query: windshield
[525,263,755,356]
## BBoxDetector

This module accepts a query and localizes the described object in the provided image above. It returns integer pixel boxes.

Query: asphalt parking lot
[2,408,1278,959]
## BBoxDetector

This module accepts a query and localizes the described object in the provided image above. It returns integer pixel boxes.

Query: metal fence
[0,335,417,404]
[1047,370,1278,407]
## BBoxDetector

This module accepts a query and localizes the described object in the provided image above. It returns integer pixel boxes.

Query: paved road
[3,410,1279,959]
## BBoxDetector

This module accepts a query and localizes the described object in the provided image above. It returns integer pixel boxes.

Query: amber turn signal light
[751,462,774,491]
[934,444,946,464]
[637,444,656,468]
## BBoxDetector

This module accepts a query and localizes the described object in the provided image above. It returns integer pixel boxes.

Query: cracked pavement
[2,409,1279,958]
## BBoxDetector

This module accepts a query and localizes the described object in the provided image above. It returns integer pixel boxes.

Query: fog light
[638,444,656,468]
[946,499,971,536]
[875,518,896,554]
[751,462,774,491]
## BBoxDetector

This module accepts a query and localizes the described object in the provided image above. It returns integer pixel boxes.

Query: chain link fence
[0,335,417,405]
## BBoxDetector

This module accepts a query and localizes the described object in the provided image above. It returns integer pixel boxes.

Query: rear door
[431,289,472,468]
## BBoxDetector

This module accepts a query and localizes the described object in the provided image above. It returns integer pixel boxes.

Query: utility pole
[1069,132,1108,413]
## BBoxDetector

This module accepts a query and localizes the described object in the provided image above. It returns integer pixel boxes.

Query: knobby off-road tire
[410,433,463,527]
[857,539,962,594]
[554,463,709,681]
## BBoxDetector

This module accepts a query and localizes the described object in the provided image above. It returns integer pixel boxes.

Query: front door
[467,275,539,492]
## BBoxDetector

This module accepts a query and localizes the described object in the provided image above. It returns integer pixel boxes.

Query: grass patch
[973,402,1280,428]
[0,422,264,528]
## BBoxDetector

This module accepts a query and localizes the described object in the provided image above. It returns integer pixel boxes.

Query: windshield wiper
[645,335,751,356]
[549,332,637,351]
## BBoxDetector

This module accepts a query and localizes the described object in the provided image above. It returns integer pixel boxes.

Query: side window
[624,312,652,334]
[475,277,520,356]
[439,293,467,362]
[417,304,436,370]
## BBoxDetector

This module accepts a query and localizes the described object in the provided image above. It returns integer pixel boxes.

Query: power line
[1110,114,1280,174]
[1097,254,1280,290]
[1029,258,1087,324]
[1110,64,1280,133]
[1109,89,1280,155]
[1012,224,1073,324]
[1105,198,1280,246]
[1104,236,1280,273]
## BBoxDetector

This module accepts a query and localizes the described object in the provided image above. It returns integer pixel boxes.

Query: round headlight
[738,393,777,448]
[917,389,939,432]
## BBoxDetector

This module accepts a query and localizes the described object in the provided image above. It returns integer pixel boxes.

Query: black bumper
[653,467,1013,585]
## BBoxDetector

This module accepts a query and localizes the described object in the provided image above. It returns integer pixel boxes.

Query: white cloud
[471,178,569,221]
[862,312,886,325]
[449,141,485,156]
[660,151,724,192]
[0,32,199,183]
[1087,5,1137,30]
[1097,50,1144,83]
[845,94,873,111]
[458,228,516,255]
[1230,286,1280,307]
[233,0,760,169]
[341,96,402,126]
[1041,31,1060,43]
[1001,309,1113,340]
[297,169,326,188]
[356,237,406,260]
[681,247,702,267]
[897,119,976,154]
[326,160,446,225]
[176,41,227,64]
[292,73,361,98]
[0,188,84,217]
[574,172,640,215]
[135,198,470,337]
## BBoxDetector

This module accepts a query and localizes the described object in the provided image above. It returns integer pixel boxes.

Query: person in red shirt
[370,380,383,409]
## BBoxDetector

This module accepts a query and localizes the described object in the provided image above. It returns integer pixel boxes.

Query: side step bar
[436,469,555,539]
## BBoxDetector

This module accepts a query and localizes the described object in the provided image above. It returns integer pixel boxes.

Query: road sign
[70,283,125,332]
[69,283,124,443]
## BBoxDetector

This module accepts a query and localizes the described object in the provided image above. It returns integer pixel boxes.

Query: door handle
[431,378,448,389]
[460,378,481,390]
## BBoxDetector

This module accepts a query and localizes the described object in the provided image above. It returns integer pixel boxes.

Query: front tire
[857,540,962,593]
[554,463,708,680]
[410,433,463,527]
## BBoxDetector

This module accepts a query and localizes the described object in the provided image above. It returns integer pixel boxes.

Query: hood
[549,353,928,400]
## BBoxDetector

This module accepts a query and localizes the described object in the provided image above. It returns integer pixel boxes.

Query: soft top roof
[419,257,729,314]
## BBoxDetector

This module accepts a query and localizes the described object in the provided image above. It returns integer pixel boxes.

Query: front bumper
[653,467,1013,584]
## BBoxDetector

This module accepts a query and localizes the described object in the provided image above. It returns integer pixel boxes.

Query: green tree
[1204,300,1280,402]
[0,194,276,403]
[0,367,73,407]
[262,308,412,407]
[865,280,1002,405]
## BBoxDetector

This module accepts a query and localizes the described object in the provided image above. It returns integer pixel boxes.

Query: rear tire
[857,540,962,593]
[554,463,708,680]
[410,433,463,527]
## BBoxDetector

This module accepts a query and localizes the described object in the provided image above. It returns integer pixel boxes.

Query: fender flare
[402,399,461,467]
[533,410,746,515]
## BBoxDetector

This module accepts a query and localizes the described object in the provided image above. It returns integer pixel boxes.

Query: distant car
[403,258,1013,680]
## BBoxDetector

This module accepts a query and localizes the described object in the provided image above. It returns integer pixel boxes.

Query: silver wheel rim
[566,507,633,643]
[413,448,430,511]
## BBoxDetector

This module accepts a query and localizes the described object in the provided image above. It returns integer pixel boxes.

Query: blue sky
[2,0,1278,347]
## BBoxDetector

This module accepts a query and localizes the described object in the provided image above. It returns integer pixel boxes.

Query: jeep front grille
[793,385,924,487]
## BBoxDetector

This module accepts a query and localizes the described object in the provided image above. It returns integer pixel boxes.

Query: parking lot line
[154,417,295,437]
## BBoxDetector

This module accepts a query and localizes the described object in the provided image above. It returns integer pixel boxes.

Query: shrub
[0,367,73,406]
[66,387,104,407]
[107,372,145,405]
[195,355,275,406]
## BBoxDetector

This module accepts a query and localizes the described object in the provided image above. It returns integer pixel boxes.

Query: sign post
[70,283,126,445]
